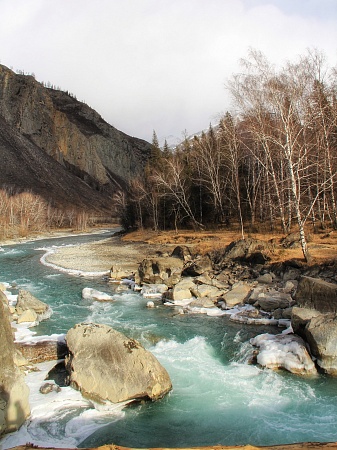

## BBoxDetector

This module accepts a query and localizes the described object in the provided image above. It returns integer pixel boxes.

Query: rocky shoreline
[44,233,337,376]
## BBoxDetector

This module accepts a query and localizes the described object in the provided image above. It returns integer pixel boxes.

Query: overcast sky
[0,0,336,145]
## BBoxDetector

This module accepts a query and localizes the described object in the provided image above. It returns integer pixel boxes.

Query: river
[1,229,337,449]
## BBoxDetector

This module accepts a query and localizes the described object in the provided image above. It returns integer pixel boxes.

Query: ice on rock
[82,287,114,302]
[250,333,317,375]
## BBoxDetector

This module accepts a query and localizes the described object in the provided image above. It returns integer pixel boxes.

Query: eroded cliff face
[0,290,30,435]
[0,64,151,210]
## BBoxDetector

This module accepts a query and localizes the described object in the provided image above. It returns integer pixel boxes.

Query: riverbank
[0,225,120,248]
[43,234,162,275]
[43,227,337,276]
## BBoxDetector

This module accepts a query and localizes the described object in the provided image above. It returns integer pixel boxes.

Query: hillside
[0,64,151,213]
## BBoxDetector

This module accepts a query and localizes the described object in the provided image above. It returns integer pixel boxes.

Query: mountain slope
[0,64,151,212]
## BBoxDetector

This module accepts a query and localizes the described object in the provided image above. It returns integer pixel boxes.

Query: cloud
[0,0,336,144]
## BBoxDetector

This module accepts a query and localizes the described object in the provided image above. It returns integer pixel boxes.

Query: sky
[0,0,336,145]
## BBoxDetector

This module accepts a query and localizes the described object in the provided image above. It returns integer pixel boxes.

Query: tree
[227,49,337,262]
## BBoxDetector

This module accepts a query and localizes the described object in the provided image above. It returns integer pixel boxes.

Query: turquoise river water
[0,229,337,448]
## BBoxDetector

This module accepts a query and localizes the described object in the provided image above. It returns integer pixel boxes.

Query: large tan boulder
[65,323,172,404]
[0,291,30,436]
[303,313,337,375]
[223,283,251,308]
[295,276,337,313]
[172,278,194,301]
[16,289,50,317]
[292,306,337,375]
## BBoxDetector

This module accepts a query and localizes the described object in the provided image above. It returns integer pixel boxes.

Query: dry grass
[123,227,337,266]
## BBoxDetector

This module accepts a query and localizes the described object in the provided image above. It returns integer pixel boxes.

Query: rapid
[1,229,337,449]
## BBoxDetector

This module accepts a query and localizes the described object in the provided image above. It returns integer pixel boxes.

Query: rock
[211,238,273,266]
[250,333,317,375]
[16,340,68,364]
[82,287,114,301]
[109,265,130,280]
[257,273,273,284]
[39,382,61,394]
[272,309,283,320]
[248,285,266,303]
[282,232,312,249]
[16,289,49,317]
[138,257,183,286]
[302,314,337,375]
[191,283,224,299]
[282,307,293,319]
[283,268,301,282]
[0,291,30,435]
[292,307,337,375]
[171,245,192,261]
[65,323,172,403]
[194,274,213,285]
[17,308,37,323]
[141,284,168,298]
[182,255,213,276]
[291,306,321,337]
[172,278,195,301]
[146,301,155,308]
[223,283,251,308]
[283,280,298,293]
[295,276,337,313]
[256,293,292,311]
[189,297,216,308]
[13,350,29,367]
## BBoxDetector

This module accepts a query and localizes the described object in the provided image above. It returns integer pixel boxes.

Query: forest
[118,50,337,264]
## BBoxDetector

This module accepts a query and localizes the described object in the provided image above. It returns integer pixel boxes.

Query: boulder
[255,293,292,311]
[283,268,301,282]
[248,285,266,303]
[295,276,337,313]
[65,323,172,404]
[189,297,215,308]
[182,255,213,276]
[211,238,273,266]
[0,291,30,436]
[250,333,317,375]
[109,265,131,280]
[283,280,298,293]
[223,283,251,308]
[82,287,114,302]
[291,306,321,338]
[39,382,61,394]
[138,257,183,286]
[16,289,49,315]
[303,314,337,375]
[190,284,224,299]
[257,273,273,284]
[171,245,192,261]
[172,278,195,301]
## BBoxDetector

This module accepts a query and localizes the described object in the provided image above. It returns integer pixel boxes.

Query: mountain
[0,64,151,213]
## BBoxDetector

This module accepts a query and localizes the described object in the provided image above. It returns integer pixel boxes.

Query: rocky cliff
[0,64,151,212]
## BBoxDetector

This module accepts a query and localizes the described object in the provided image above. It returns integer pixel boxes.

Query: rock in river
[65,323,172,404]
